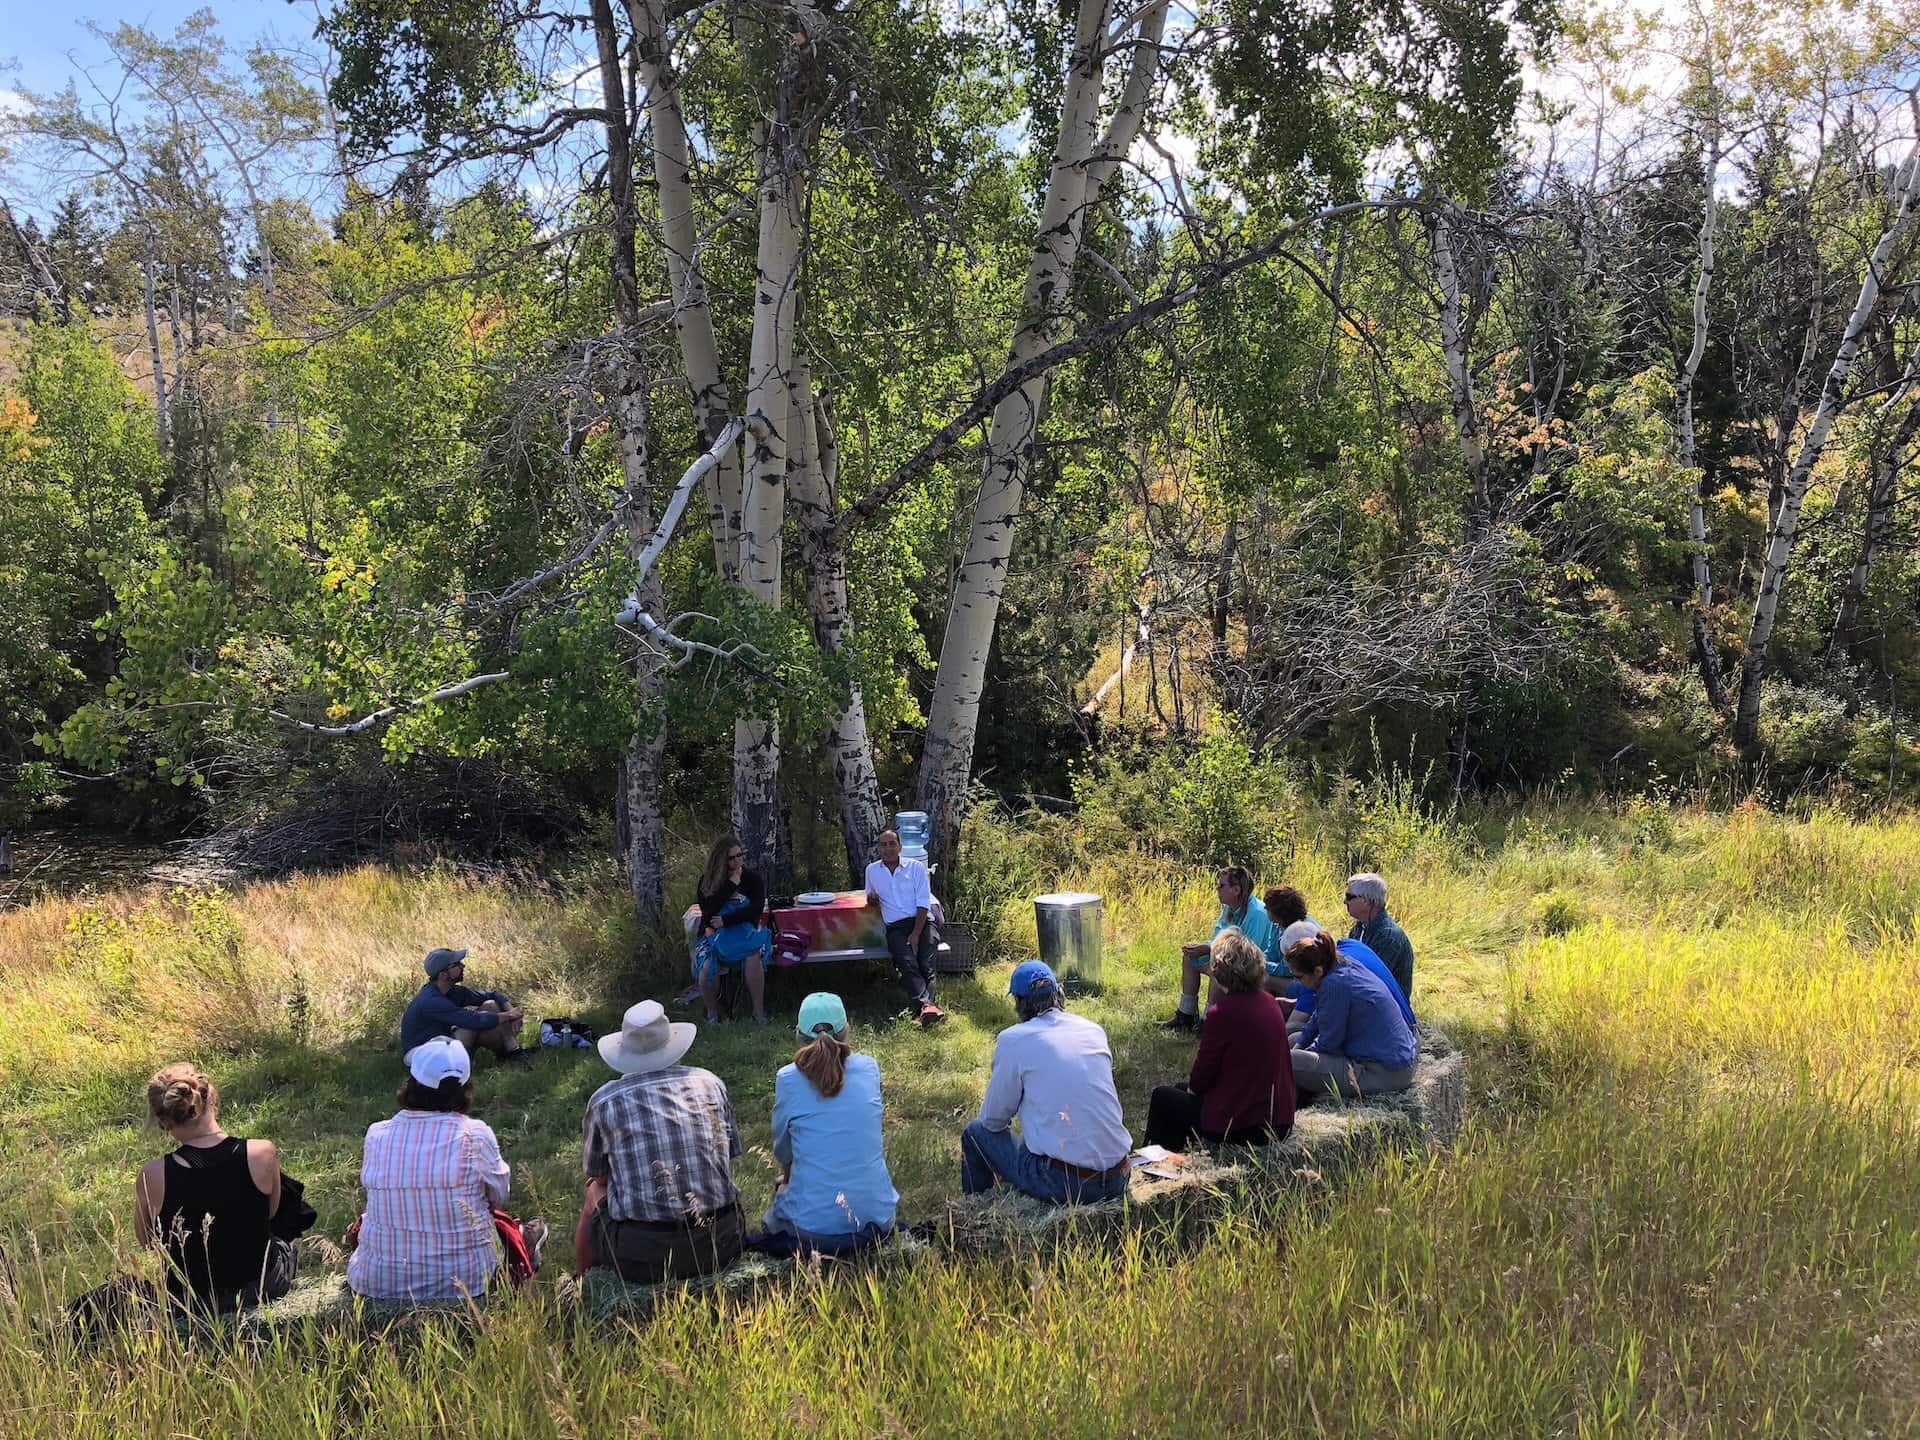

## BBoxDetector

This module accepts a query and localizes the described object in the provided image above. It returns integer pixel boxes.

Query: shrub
[1531,887,1588,936]
[1166,723,1281,872]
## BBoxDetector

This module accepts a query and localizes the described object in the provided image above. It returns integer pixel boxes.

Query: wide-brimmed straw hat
[597,1000,697,1075]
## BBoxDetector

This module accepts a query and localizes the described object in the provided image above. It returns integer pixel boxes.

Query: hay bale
[574,1233,935,1321]
[174,1033,1467,1336]
[939,1025,1467,1247]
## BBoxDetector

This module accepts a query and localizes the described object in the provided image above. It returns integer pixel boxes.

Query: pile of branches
[1224,520,1562,749]
[186,757,589,879]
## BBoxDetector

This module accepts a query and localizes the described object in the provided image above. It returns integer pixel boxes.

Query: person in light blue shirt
[752,993,898,1257]
[1284,928,1417,1099]
[1269,919,1415,1034]
[1166,866,1275,1033]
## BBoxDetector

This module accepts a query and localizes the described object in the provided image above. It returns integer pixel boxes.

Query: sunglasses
[728,851,745,862]
[1345,892,1363,902]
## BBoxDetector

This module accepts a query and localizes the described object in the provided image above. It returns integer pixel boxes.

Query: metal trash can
[1034,892,1104,990]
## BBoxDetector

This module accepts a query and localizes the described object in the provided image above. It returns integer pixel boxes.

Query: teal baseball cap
[796,991,848,1039]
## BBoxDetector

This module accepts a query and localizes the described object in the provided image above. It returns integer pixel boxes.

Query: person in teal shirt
[1165,866,1272,1033]
[752,993,898,1257]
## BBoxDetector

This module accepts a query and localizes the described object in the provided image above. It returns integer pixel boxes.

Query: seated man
[865,829,946,1027]
[961,961,1131,1205]
[1273,919,1414,1037]
[1166,866,1273,1033]
[1344,872,1415,998]
[574,1001,745,1284]
[400,947,528,1063]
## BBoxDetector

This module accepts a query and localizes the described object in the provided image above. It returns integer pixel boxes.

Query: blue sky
[4,2,308,97]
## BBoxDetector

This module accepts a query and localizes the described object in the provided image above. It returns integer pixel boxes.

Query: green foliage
[0,322,163,820]
[1529,886,1588,935]
[1165,723,1279,872]
[1203,0,1556,204]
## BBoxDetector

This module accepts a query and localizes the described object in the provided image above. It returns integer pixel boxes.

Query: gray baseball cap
[424,947,469,977]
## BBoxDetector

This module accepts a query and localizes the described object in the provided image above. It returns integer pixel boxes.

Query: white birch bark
[916,0,1168,858]
[731,125,803,878]
[592,0,667,920]
[1433,203,1490,539]
[627,0,743,579]
[1679,107,1725,706]
[141,226,171,451]
[791,371,886,879]
[1734,140,1920,749]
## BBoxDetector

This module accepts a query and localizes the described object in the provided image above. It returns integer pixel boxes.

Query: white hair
[1346,873,1388,905]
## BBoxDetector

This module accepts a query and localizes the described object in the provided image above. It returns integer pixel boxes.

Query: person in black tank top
[136,1064,296,1314]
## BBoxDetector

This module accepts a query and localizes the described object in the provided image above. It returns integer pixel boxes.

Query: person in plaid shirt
[572,1001,744,1283]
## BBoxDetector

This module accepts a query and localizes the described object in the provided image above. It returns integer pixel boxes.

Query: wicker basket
[936,921,977,974]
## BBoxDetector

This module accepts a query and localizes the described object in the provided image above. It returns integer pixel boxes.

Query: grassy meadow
[1,798,1918,1436]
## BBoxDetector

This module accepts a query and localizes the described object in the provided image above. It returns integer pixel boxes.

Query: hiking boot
[918,1004,947,1028]
[1161,1009,1199,1034]
[520,1217,550,1273]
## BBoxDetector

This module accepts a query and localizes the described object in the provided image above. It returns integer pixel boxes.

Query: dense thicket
[2,1,1919,897]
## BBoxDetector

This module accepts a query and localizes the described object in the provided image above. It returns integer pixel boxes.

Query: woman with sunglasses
[693,834,770,1024]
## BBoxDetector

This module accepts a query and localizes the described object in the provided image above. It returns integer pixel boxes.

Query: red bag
[347,1211,535,1285]
[772,929,811,968]
[492,1210,535,1284]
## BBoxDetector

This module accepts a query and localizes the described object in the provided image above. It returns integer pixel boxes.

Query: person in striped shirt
[346,1038,547,1300]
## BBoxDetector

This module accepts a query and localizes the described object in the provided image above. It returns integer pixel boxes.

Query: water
[0,826,230,909]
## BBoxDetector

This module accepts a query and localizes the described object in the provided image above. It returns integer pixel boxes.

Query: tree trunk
[627,0,743,579]
[1210,518,1236,668]
[792,377,886,881]
[731,120,803,882]
[1433,203,1491,540]
[594,0,667,921]
[916,0,1168,860]
[1,197,67,321]
[1829,387,1920,662]
[1678,110,1727,709]
[141,228,171,453]
[1734,142,1920,750]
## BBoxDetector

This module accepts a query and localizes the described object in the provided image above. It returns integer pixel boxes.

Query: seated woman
[692,834,771,1025]
[754,992,899,1257]
[1143,928,1296,1150]
[1271,919,1414,1037]
[135,1063,297,1316]
[347,1038,545,1301]
[1284,928,1418,1099]
[1165,866,1274,1032]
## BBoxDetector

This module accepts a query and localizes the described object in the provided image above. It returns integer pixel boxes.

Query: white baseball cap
[407,1036,472,1088]
[1278,920,1323,956]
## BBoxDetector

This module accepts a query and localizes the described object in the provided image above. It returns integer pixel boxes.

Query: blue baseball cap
[1008,959,1057,997]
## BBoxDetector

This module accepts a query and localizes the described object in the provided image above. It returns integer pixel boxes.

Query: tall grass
[2,803,1919,1435]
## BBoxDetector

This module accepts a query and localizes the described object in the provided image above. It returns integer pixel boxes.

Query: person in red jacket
[1142,927,1296,1151]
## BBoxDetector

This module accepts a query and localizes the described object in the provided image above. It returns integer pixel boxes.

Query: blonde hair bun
[147,1063,216,1128]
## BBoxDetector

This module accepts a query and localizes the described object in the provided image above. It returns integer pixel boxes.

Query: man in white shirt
[864,829,946,1026]
[960,960,1131,1204]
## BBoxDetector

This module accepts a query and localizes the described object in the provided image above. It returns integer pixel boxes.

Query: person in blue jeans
[961,961,1132,1204]
[753,992,899,1257]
